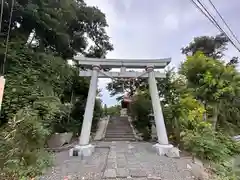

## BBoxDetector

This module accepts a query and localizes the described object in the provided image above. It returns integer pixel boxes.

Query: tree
[180,52,239,129]
[181,33,228,59]
[0,0,113,178]
[0,0,113,61]
[106,77,147,101]
[0,0,114,121]
[181,33,238,65]
[181,33,240,133]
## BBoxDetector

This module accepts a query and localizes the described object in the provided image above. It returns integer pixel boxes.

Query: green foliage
[0,103,55,179]
[179,35,240,179]
[182,128,240,162]
[51,103,81,134]
[130,91,152,140]
[181,52,236,103]
[106,105,121,116]
[106,77,147,100]
[0,45,76,122]
[1,0,113,59]
[180,52,239,129]
[0,0,113,178]
[178,95,208,130]
[212,159,239,180]
[181,33,229,59]
[163,94,208,144]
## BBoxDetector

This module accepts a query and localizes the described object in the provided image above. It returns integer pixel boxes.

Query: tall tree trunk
[212,105,219,130]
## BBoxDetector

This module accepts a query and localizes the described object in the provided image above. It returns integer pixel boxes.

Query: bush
[130,92,152,140]
[0,107,53,179]
[211,159,239,180]
[182,128,240,162]
[51,103,81,134]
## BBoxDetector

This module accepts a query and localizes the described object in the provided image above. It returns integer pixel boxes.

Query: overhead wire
[2,0,15,75]
[207,0,240,47]
[189,0,240,52]
[0,0,4,32]
[190,0,221,31]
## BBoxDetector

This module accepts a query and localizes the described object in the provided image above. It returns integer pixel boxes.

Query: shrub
[130,92,152,140]
[215,132,240,156]
[182,128,240,162]
[51,103,81,134]
[0,107,52,179]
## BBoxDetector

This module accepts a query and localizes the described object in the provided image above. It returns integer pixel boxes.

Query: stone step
[104,137,137,141]
[105,135,135,139]
[106,133,133,136]
[104,116,136,141]
[105,132,134,134]
[105,130,133,133]
[105,131,134,133]
[107,122,129,124]
[106,127,132,129]
[106,125,131,127]
[107,123,130,126]
[107,123,131,125]
[106,127,132,130]
[107,126,130,127]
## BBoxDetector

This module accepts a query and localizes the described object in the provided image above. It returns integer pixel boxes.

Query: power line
[2,0,15,75]
[195,0,240,51]
[189,0,240,52]
[189,0,221,31]
[207,0,240,46]
[0,0,4,32]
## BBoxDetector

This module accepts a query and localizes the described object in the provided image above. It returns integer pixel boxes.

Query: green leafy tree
[106,77,147,101]
[0,0,113,178]
[181,33,228,59]
[130,91,152,140]
[0,0,113,59]
[180,52,239,129]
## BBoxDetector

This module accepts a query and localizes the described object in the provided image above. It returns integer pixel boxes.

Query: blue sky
[85,0,240,107]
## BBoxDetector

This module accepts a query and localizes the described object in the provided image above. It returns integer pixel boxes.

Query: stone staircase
[104,116,136,141]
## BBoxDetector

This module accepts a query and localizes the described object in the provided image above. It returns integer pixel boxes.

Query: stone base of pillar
[153,143,174,156]
[69,144,95,157]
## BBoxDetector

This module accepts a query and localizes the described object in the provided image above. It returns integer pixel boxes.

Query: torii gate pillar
[146,66,173,155]
[69,65,99,157]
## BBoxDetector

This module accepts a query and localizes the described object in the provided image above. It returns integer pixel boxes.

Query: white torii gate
[69,57,174,157]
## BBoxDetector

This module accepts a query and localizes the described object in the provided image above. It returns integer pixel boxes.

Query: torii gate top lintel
[73,56,171,69]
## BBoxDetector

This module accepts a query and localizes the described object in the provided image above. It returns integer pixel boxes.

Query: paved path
[41,141,194,180]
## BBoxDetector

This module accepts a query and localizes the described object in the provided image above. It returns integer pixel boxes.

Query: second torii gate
[69,57,174,157]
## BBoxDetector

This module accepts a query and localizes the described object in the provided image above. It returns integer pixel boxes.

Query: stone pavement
[40,141,194,180]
